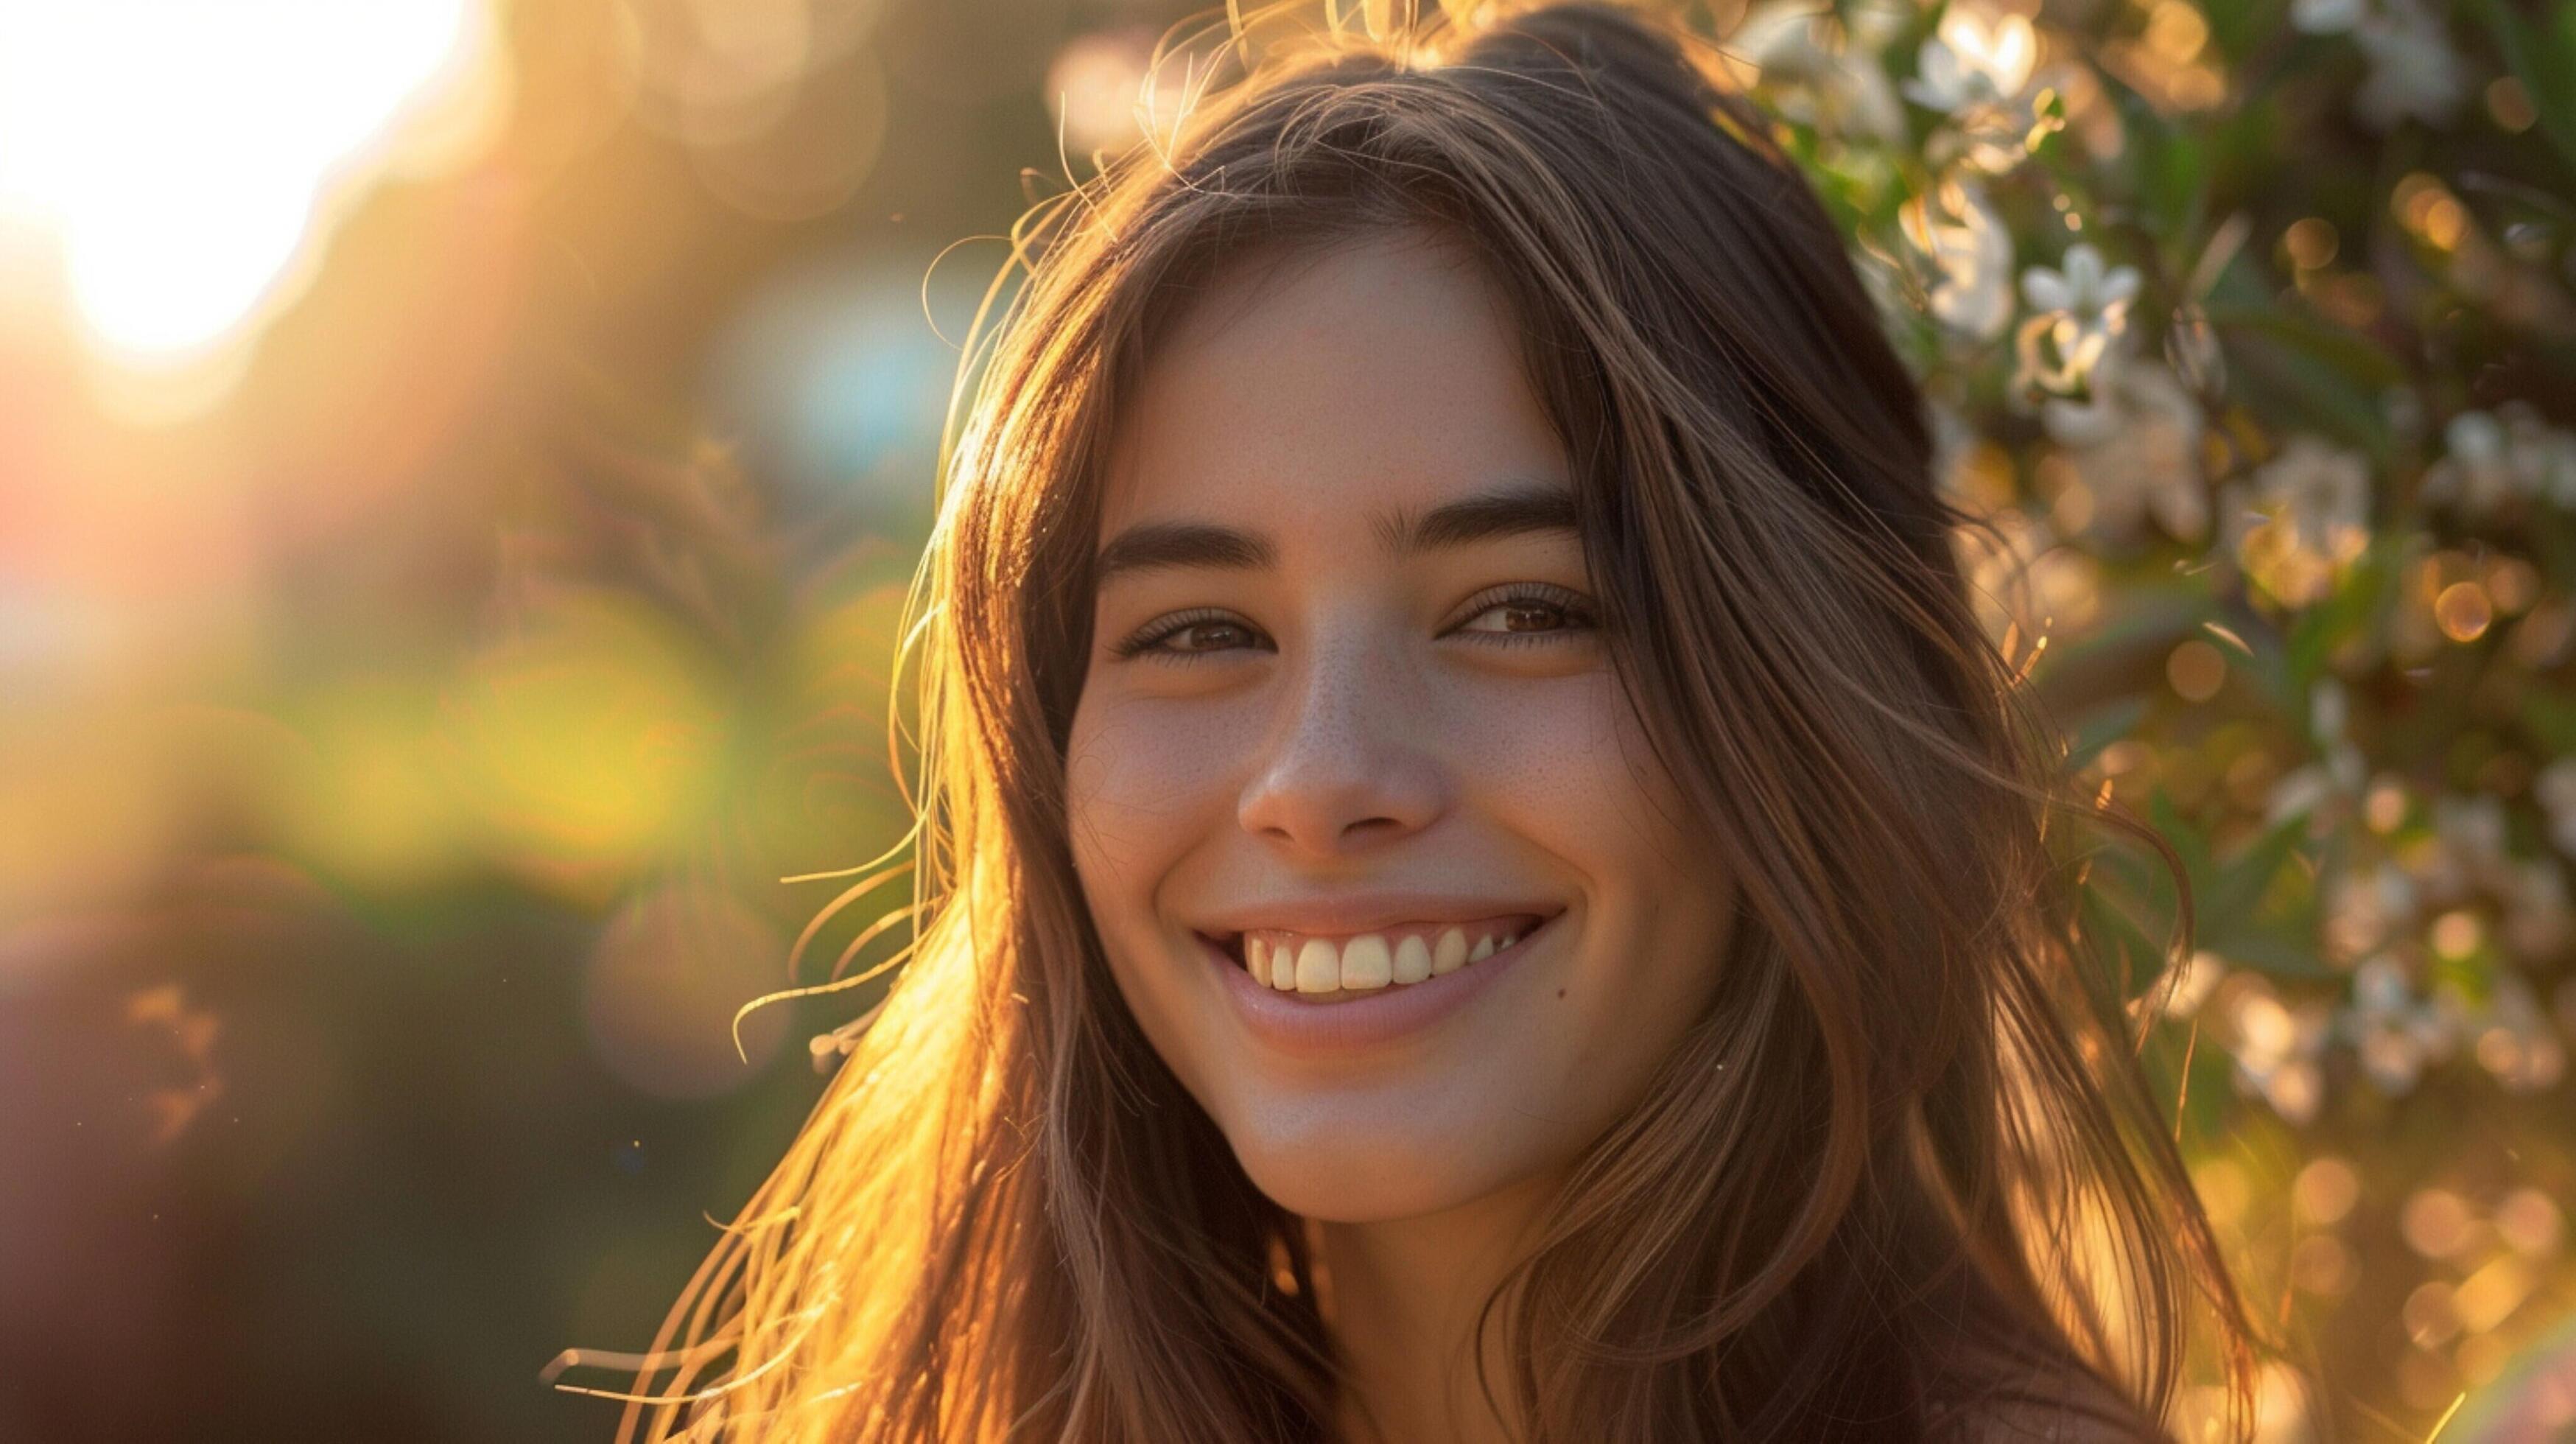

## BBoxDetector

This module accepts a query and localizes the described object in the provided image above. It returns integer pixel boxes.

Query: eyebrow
[1092,480,1581,588]
[1380,485,1576,552]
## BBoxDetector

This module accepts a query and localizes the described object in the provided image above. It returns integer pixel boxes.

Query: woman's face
[1063,230,1737,1224]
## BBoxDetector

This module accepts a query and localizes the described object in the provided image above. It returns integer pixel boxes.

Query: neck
[1314,1169,1562,1444]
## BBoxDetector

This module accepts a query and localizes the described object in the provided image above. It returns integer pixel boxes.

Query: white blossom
[2351,0,2467,131]
[2344,953,2455,1095]
[1731,0,1910,145]
[1903,6,2042,172]
[1906,178,2015,340]
[2022,242,2139,321]
[2324,859,2418,961]
[2290,0,2367,32]
[2268,679,2367,827]
[2230,986,2332,1124]
[2472,973,2567,1091]
[2410,794,2518,907]
[2041,343,2208,544]
[2502,857,2573,961]
[2218,434,2372,609]
[2014,242,2141,394]
[2420,402,2576,518]
[2288,0,2468,130]
[1903,6,2035,114]
[2536,757,2576,860]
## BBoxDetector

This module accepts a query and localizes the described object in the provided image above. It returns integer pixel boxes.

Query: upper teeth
[1240,923,1531,994]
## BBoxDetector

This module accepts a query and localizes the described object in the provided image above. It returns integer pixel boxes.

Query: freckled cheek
[1432,672,1650,858]
[1064,696,1248,905]
[1440,676,1715,994]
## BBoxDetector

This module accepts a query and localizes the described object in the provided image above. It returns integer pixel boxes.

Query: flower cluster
[1734,0,2576,1423]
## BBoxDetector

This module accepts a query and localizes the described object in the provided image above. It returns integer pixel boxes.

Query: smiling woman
[1070,230,1744,1273]
[597,2,2270,1440]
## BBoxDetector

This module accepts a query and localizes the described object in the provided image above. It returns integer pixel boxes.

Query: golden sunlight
[0,0,497,385]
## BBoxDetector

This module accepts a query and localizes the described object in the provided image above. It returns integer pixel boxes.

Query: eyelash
[1109,584,1600,665]
[1107,603,1267,660]
[1453,580,1587,650]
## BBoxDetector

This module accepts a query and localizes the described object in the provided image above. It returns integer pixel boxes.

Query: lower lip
[1201,913,1559,1056]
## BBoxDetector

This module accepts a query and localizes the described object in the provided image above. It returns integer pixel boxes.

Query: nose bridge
[1299,610,1398,714]
[1238,607,1442,852]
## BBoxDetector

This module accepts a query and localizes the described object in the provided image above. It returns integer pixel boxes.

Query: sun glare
[0,0,493,380]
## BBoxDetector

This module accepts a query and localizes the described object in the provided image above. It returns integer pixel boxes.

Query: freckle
[1556,988,1566,999]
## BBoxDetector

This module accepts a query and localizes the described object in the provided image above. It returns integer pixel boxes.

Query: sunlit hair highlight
[583,1,2274,1438]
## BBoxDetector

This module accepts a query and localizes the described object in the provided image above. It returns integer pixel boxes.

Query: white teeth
[1338,934,1392,990]
[1431,928,1469,975]
[1294,938,1340,994]
[1238,920,1543,993]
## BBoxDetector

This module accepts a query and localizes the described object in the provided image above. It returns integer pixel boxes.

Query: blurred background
[0,0,2571,1439]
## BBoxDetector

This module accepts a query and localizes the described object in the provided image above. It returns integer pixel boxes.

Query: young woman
[600,2,2268,1438]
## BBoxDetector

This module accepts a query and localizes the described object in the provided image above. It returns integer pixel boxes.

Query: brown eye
[1168,620,1254,651]
[1462,600,1573,634]
[1112,609,1269,664]
[1450,586,1598,645]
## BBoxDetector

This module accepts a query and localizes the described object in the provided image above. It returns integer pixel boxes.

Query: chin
[1221,1114,1506,1223]
[1241,1159,1463,1224]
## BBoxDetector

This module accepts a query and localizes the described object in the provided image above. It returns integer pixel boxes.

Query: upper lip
[1196,892,1565,940]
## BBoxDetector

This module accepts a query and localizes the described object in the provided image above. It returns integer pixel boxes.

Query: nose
[1235,626,1447,860]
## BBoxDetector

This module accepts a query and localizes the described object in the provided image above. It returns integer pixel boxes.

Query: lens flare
[0,0,494,376]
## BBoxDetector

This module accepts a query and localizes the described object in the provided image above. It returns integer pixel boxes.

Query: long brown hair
[594,2,2269,1437]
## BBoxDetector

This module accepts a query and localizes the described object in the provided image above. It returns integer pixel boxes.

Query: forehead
[1098,229,1571,537]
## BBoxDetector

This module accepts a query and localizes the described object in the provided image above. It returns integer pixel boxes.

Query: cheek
[1456,670,1730,1067]
[1062,686,1245,955]
[1065,682,1321,1126]
[1440,665,1677,875]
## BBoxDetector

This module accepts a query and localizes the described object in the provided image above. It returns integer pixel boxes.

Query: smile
[1194,909,1567,1056]
[1217,916,1545,996]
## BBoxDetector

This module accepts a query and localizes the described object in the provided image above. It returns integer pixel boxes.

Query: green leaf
[2199,304,2407,389]
[2521,687,2576,755]
[2286,533,2399,688]
[2065,697,2151,772]
[2200,0,2290,66]
[2080,880,2178,1002]
[2222,319,2393,458]
[2474,0,2576,181]
[2147,785,2217,900]
[2203,813,2311,936]
[2205,927,2338,981]
[2039,581,2211,681]
[2131,101,2208,242]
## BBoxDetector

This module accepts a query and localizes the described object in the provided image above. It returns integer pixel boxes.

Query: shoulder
[1937,1365,2170,1444]
[1906,1283,2172,1443]
[1950,1399,2168,1444]
[1921,1329,2168,1444]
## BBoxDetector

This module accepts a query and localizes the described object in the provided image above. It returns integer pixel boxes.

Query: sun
[0,0,496,378]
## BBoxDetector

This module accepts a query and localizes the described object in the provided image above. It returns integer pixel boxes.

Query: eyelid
[1102,580,1587,660]
[1107,603,1267,660]
[1445,581,1596,631]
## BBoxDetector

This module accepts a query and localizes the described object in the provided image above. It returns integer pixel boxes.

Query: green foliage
[1734,0,2576,1426]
